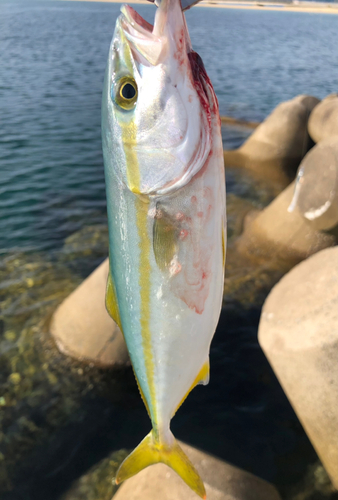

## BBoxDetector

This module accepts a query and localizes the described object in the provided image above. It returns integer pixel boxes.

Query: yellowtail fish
[102,0,226,497]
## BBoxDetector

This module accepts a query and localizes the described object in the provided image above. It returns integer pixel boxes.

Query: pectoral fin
[106,271,122,331]
[153,207,179,272]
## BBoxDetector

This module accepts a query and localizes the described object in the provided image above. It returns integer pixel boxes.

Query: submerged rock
[113,442,282,500]
[308,94,338,144]
[0,252,78,326]
[223,95,320,188]
[258,247,338,490]
[290,138,338,233]
[60,449,129,500]
[0,245,135,496]
[223,244,290,309]
[287,461,338,500]
[60,225,109,276]
[50,258,129,368]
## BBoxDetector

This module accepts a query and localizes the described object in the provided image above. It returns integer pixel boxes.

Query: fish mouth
[120,0,190,66]
[121,4,154,34]
[120,5,164,65]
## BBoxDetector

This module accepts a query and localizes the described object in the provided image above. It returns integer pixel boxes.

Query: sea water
[0,0,337,252]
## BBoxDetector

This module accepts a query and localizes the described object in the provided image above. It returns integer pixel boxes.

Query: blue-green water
[1,0,337,252]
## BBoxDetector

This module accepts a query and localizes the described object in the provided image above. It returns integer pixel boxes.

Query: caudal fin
[115,430,206,499]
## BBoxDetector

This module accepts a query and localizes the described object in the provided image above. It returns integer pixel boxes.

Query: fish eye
[113,76,138,110]
[120,82,136,100]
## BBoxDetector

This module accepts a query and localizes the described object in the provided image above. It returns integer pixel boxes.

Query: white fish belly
[148,146,225,431]
[106,114,225,439]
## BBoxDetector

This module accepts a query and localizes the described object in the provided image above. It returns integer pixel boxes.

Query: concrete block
[258,247,338,489]
[290,138,338,232]
[235,182,335,265]
[308,94,338,143]
[223,95,320,187]
[50,258,129,368]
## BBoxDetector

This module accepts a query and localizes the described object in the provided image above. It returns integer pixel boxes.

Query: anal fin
[172,359,210,417]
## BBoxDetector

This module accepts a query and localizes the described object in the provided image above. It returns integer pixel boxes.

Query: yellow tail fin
[115,430,206,499]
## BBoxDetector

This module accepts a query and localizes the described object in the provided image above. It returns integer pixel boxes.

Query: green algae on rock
[0,243,133,495]
[60,449,129,500]
[60,225,109,276]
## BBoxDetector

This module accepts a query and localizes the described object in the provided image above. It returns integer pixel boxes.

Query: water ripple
[1,0,337,252]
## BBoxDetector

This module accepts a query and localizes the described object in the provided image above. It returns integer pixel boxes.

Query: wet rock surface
[308,94,338,144]
[113,442,282,500]
[223,95,319,188]
[259,247,338,490]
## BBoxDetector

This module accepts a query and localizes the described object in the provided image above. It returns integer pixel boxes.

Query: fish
[101,0,226,497]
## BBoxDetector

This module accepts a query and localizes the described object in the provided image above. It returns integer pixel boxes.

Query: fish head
[102,0,214,196]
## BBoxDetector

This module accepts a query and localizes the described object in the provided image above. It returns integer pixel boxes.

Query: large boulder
[258,247,338,489]
[50,258,129,368]
[290,138,338,233]
[223,95,320,187]
[235,182,335,265]
[113,442,282,500]
[308,94,338,143]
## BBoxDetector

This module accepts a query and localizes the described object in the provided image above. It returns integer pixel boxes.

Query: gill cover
[102,0,211,195]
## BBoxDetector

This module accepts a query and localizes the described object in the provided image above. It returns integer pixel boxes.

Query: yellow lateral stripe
[120,33,141,194]
[136,196,157,433]
[172,360,210,418]
[222,225,226,269]
[121,120,140,194]
[118,58,155,430]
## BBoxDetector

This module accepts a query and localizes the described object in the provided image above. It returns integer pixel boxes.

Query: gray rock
[113,442,282,500]
[50,258,129,368]
[235,182,336,265]
[308,94,338,143]
[289,138,338,232]
[258,247,338,489]
[223,95,320,187]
